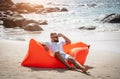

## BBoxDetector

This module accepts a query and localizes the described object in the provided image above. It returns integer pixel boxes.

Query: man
[42,33,89,73]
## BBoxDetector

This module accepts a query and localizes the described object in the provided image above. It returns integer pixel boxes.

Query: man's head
[50,33,59,42]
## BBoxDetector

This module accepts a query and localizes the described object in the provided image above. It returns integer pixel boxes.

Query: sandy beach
[0,31,120,79]
[0,0,120,78]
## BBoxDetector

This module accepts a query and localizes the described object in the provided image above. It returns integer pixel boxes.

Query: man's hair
[50,33,57,37]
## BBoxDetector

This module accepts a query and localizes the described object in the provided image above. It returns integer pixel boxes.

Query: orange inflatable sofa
[21,39,89,68]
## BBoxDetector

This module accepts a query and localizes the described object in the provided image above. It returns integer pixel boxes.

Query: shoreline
[2,30,120,53]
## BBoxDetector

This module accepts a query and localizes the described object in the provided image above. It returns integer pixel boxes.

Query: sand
[0,31,120,79]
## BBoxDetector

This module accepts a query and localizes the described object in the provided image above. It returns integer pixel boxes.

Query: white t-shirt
[44,41,66,54]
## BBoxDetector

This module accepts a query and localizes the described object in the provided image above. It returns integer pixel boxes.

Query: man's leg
[54,51,74,70]
[67,56,88,72]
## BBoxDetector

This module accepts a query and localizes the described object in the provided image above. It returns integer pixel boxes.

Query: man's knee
[54,51,60,56]
[68,57,75,63]
[54,51,62,59]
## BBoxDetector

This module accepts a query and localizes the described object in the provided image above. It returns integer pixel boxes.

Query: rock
[4,10,13,15]
[2,12,25,28]
[0,11,7,20]
[61,7,68,12]
[14,17,25,27]
[42,7,60,13]
[78,26,96,30]
[3,16,16,28]
[39,20,48,25]
[35,8,44,14]
[0,21,3,25]
[15,3,35,13]
[87,4,97,7]
[36,7,60,14]
[2,11,46,28]
[0,0,14,11]
[33,4,44,9]
[101,13,120,23]
[23,23,43,31]
[22,19,40,26]
[3,15,25,28]
[15,2,44,13]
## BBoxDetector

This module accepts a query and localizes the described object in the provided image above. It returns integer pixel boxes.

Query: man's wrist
[62,35,65,38]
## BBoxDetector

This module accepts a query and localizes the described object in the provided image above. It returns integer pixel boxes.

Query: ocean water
[13,0,120,31]
[0,0,120,40]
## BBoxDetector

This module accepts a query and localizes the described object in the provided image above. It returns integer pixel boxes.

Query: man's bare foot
[82,66,89,73]
[88,45,90,49]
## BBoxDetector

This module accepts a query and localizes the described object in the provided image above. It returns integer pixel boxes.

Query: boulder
[101,13,120,23]
[35,8,44,14]
[0,11,7,20]
[0,0,14,11]
[33,4,44,9]
[15,3,35,13]
[87,4,97,7]
[2,11,47,28]
[3,16,16,28]
[78,26,96,30]
[39,20,48,25]
[23,23,43,31]
[2,12,25,28]
[15,2,44,13]
[61,7,68,12]
[0,21,3,25]
[42,7,60,13]
[3,15,43,28]
[3,15,25,28]
[22,19,40,26]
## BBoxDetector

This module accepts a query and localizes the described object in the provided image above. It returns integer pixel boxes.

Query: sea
[0,0,120,40]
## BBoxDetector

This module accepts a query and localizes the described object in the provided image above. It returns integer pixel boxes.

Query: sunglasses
[51,36,58,38]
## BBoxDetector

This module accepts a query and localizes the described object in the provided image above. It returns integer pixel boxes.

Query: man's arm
[58,33,71,44]
[39,42,49,51]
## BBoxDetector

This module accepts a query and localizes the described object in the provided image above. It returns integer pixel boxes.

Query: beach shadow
[25,65,95,75]
[81,65,95,76]
[27,67,67,73]
[86,65,95,70]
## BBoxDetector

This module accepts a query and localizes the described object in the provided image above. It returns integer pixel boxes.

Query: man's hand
[58,33,71,44]
[41,43,49,51]
[58,33,63,37]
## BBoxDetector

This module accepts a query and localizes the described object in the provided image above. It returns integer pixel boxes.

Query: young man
[42,33,89,72]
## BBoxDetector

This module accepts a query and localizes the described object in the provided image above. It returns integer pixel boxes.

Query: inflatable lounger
[21,39,89,68]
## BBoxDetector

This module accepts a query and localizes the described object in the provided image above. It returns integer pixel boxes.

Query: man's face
[51,34,59,42]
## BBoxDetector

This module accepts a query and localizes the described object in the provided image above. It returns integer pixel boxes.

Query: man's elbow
[66,40,71,44]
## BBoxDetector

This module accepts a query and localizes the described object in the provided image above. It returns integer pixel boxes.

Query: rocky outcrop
[1,11,46,31]
[39,20,48,25]
[2,11,25,28]
[0,1,69,32]
[3,15,25,28]
[23,23,43,31]
[15,2,44,13]
[0,0,68,14]
[36,7,59,13]
[36,7,68,14]
[14,2,68,13]
[0,0,16,11]
[100,13,120,23]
